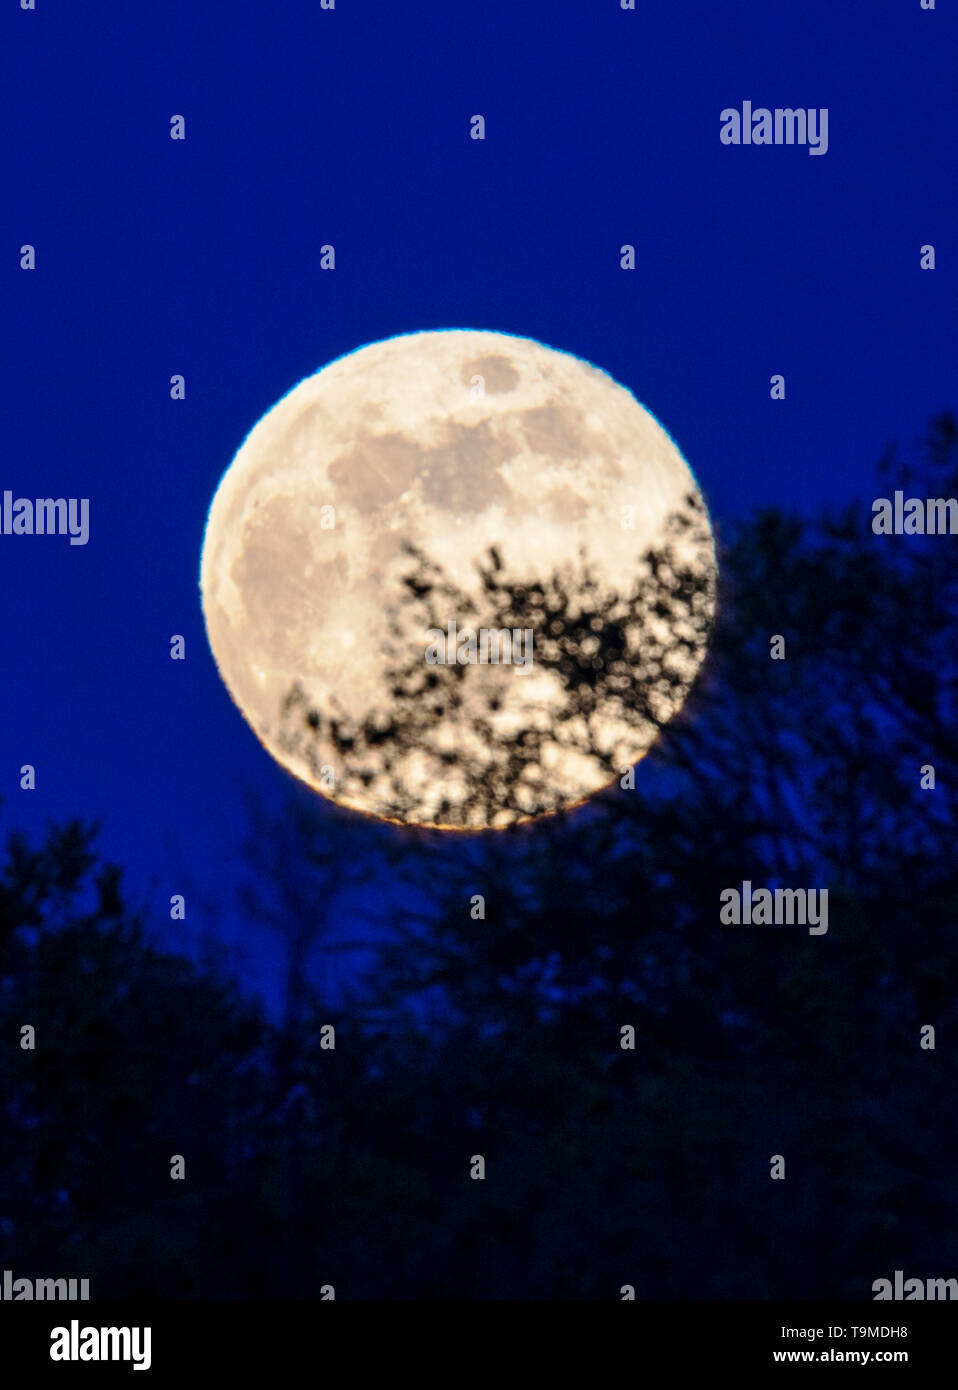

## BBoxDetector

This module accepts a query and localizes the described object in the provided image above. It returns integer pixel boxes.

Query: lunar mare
[200,330,716,828]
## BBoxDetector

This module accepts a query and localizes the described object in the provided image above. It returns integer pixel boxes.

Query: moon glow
[200,330,716,828]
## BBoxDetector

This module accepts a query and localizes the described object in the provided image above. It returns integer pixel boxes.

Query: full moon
[200,330,716,829]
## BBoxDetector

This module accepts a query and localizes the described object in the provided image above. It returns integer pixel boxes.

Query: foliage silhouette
[279,491,715,826]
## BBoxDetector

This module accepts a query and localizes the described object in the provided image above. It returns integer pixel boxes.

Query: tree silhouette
[279,490,715,827]
[4,413,958,1298]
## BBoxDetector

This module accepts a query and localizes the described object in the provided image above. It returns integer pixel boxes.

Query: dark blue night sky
[3,0,954,1006]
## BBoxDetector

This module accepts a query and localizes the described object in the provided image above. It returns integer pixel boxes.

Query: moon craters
[461,355,520,393]
[200,330,716,828]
